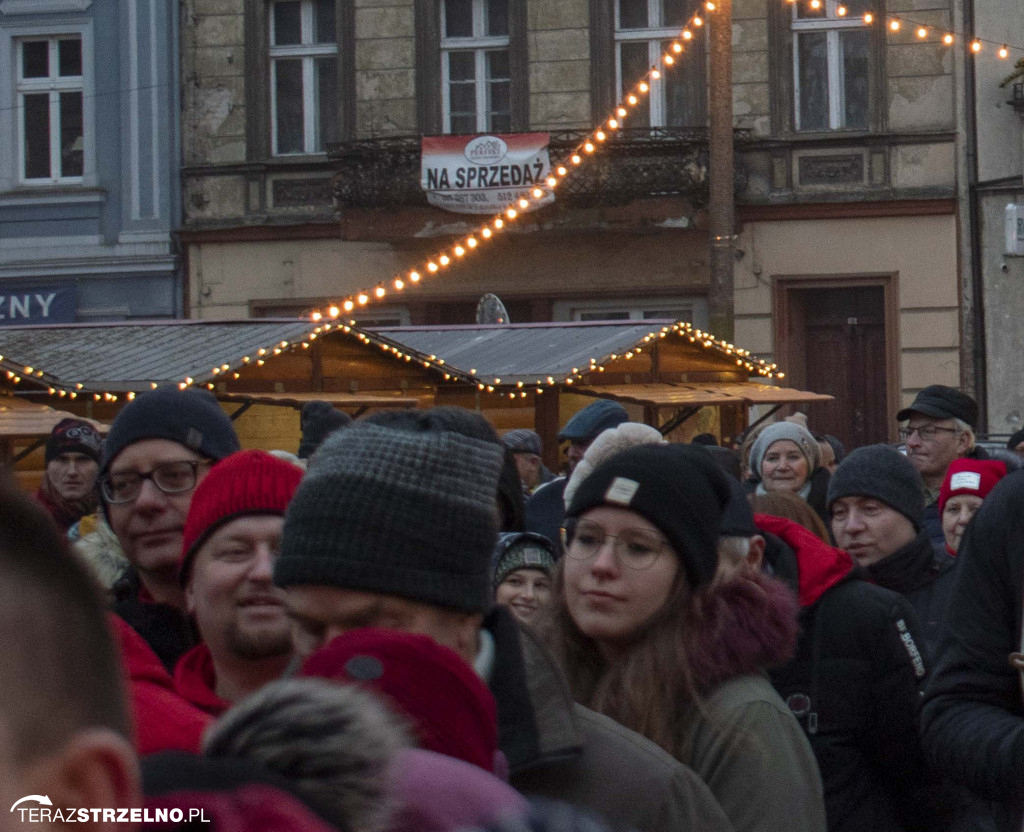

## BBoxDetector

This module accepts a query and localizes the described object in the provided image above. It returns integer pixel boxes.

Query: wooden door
[797,287,888,449]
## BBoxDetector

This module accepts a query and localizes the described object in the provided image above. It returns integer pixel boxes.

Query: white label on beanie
[523,548,544,565]
[605,477,640,506]
[950,471,982,491]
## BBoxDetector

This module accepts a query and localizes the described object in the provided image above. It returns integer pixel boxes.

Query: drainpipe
[963,0,988,429]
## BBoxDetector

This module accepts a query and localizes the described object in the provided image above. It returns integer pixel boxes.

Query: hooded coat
[484,606,733,832]
[665,570,826,832]
[757,515,945,832]
[921,470,1024,832]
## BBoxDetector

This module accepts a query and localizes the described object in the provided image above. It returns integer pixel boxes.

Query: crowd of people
[5,382,1024,831]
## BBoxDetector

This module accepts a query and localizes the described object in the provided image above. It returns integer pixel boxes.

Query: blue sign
[0,287,76,325]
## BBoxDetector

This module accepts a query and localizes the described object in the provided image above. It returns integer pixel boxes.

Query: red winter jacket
[108,614,212,755]
[174,644,231,717]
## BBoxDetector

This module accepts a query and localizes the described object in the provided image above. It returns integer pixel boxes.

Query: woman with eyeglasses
[537,443,826,832]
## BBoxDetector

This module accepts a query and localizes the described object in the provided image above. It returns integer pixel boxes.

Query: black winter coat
[865,528,957,657]
[921,470,1024,832]
[757,515,944,832]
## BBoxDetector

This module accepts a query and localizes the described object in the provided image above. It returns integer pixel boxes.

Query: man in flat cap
[897,385,988,553]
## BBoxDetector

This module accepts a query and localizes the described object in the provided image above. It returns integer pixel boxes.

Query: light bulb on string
[809,0,821,10]
[638,82,649,93]
[943,33,954,44]
[683,29,693,39]
[889,19,900,31]
[664,54,675,65]
[693,15,703,25]
[917,26,928,38]
[999,44,1009,58]
[971,40,982,52]
[671,42,683,52]
[836,4,847,15]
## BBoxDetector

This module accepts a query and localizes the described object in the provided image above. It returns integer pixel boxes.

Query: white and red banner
[420,133,554,214]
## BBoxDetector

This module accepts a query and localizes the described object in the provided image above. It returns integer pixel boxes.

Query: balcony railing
[330,128,750,210]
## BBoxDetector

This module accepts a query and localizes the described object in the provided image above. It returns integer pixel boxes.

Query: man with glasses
[100,387,240,670]
[897,385,987,553]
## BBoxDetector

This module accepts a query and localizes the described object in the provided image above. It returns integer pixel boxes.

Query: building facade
[968,0,1024,437]
[181,0,963,447]
[0,0,181,321]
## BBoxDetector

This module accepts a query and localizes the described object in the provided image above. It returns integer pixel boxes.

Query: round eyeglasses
[560,518,669,571]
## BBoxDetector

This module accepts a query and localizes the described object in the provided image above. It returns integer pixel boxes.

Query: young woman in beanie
[537,443,826,832]
[748,421,831,525]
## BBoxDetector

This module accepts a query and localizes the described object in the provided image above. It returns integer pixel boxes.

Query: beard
[224,619,293,661]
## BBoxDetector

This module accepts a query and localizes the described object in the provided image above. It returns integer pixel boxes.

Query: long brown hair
[535,558,704,753]
[536,549,800,755]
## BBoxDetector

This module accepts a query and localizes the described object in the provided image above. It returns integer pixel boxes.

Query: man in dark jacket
[524,399,628,546]
[275,413,732,832]
[718,483,940,832]
[100,387,241,670]
[897,385,987,553]
[921,470,1024,832]
[827,444,956,655]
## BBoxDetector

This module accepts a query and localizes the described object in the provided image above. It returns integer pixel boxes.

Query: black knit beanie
[274,422,505,613]
[826,444,925,528]
[101,387,240,473]
[297,401,352,460]
[565,443,732,588]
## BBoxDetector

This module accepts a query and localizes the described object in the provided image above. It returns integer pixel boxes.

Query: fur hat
[563,422,666,507]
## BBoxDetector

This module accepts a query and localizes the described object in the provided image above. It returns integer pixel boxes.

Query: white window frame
[13,31,92,186]
[553,297,709,329]
[791,0,870,131]
[614,0,686,128]
[440,0,510,134]
[269,0,338,156]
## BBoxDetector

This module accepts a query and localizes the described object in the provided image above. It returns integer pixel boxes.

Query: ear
[23,730,140,830]
[453,613,486,665]
[956,431,972,455]
[746,535,766,572]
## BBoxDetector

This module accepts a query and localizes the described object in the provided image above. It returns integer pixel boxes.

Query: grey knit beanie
[826,444,925,528]
[749,422,820,480]
[274,422,505,612]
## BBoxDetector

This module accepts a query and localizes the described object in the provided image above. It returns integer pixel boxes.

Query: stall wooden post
[535,388,561,474]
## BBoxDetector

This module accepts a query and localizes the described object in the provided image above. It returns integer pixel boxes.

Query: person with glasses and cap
[539,443,826,832]
[897,385,988,553]
[99,387,240,670]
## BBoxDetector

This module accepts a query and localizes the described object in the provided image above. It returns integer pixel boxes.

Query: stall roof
[217,391,418,414]
[0,318,782,396]
[370,320,779,385]
[0,397,107,440]
[572,382,834,408]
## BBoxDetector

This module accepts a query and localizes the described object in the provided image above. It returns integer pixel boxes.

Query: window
[615,0,698,127]
[16,36,83,183]
[440,0,510,133]
[791,0,870,131]
[269,0,339,155]
[554,297,709,328]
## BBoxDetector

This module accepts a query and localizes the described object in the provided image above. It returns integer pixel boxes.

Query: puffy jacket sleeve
[921,472,1024,803]
[858,588,937,830]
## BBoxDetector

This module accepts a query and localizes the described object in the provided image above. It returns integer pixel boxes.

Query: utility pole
[707,0,735,342]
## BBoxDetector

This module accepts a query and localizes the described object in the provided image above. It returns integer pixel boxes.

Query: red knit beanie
[180,450,303,585]
[299,627,499,774]
[938,458,1007,516]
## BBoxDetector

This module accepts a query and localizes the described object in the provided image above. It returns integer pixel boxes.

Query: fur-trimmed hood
[686,570,800,695]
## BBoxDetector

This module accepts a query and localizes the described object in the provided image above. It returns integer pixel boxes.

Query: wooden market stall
[0,319,830,471]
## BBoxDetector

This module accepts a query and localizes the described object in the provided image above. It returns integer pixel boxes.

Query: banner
[421,133,554,215]
[0,286,76,326]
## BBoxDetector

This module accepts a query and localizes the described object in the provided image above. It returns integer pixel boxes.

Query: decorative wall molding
[0,0,91,15]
